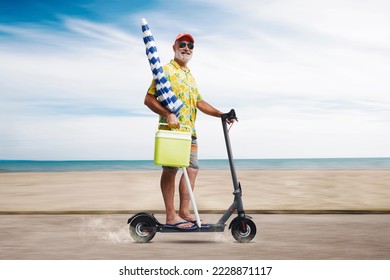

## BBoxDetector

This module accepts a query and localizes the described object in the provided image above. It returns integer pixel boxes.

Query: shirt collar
[170,59,190,72]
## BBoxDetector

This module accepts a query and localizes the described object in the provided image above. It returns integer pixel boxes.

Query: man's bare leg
[161,169,194,228]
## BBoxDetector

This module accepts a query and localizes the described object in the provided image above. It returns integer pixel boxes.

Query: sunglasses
[178,42,194,50]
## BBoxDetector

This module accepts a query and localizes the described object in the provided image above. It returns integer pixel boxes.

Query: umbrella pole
[181,167,201,228]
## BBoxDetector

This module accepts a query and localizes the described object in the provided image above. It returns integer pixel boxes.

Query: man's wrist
[162,111,173,119]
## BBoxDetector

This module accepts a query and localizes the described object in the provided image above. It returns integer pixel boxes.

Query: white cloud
[0,21,151,115]
[193,0,390,101]
[63,17,139,47]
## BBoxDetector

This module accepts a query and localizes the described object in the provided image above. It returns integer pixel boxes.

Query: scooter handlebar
[221,109,238,122]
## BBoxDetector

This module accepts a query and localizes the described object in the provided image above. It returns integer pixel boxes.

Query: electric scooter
[127,109,257,243]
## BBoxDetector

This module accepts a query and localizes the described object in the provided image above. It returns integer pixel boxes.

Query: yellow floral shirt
[147,59,203,138]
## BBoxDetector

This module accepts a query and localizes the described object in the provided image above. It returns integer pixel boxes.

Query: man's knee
[162,168,178,179]
[186,167,198,178]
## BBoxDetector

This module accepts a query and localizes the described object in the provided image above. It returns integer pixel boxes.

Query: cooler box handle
[158,123,191,133]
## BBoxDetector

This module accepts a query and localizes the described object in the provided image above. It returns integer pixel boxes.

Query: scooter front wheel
[231,218,256,243]
[129,215,157,243]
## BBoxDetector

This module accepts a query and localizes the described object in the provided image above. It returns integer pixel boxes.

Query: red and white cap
[175,33,194,43]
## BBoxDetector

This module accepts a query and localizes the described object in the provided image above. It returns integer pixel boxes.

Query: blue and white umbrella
[141,18,183,117]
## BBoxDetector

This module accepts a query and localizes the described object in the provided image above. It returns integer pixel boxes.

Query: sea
[1,158,390,172]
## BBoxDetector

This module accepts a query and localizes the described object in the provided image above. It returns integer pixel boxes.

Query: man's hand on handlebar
[221,109,238,124]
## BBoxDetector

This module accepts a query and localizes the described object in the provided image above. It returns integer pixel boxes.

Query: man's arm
[197,100,235,124]
[144,93,180,128]
[197,100,223,118]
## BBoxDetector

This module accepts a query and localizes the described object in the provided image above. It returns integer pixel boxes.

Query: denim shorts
[162,138,199,172]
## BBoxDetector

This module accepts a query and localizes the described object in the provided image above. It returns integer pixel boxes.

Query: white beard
[174,49,192,63]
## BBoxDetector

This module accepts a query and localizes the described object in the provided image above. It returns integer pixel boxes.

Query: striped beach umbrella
[141,18,183,117]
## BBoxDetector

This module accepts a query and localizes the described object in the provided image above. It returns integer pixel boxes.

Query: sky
[1,0,390,160]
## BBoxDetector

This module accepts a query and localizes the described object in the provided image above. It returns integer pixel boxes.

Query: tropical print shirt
[147,59,203,138]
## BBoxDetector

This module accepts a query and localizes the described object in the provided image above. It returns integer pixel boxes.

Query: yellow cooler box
[154,124,191,167]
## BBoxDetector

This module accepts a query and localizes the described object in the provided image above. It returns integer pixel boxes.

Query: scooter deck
[157,223,226,233]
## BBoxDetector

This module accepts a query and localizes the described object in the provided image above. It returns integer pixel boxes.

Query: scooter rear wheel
[231,218,256,243]
[129,215,157,243]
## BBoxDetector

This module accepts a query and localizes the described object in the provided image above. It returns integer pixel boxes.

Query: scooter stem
[221,109,240,191]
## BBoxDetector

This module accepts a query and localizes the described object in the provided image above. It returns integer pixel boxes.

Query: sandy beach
[1,170,390,260]
[1,170,389,213]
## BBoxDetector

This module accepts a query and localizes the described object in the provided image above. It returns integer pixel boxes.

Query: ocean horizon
[1,157,390,172]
